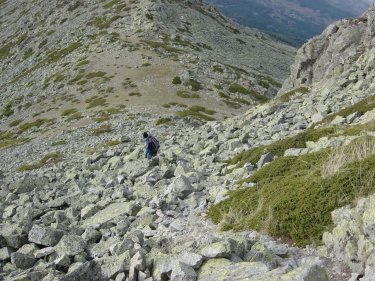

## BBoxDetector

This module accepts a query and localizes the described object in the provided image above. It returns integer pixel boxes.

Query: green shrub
[185,79,203,91]
[177,105,215,121]
[156,117,171,125]
[228,83,269,103]
[213,65,223,73]
[16,152,63,172]
[0,131,29,150]
[91,124,111,136]
[86,96,107,109]
[209,151,375,246]
[18,119,54,133]
[225,127,337,167]
[52,140,67,146]
[172,76,182,84]
[9,119,22,127]
[278,87,309,103]
[2,103,14,117]
[61,108,78,116]
[129,92,142,96]
[86,71,107,79]
[176,91,200,99]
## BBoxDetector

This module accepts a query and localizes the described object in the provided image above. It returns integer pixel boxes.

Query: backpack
[149,135,159,153]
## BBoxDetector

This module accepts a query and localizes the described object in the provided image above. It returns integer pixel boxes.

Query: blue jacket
[145,136,158,159]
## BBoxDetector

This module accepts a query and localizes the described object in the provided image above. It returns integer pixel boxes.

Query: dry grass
[322,135,375,178]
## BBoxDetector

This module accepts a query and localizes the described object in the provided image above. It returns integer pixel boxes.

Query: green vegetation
[156,117,172,125]
[177,105,216,121]
[93,115,111,122]
[0,131,30,150]
[91,124,112,136]
[76,59,89,67]
[209,141,375,246]
[317,94,375,126]
[172,76,182,85]
[177,91,200,99]
[47,42,82,63]
[51,140,67,146]
[86,96,107,109]
[67,112,82,121]
[162,102,188,108]
[0,42,12,59]
[89,15,121,29]
[17,152,64,172]
[129,92,142,97]
[102,140,122,148]
[61,108,79,116]
[278,87,309,103]
[103,0,119,9]
[68,1,82,12]
[185,79,203,91]
[213,65,224,73]
[9,119,22,127]
[18,119,54,133]
[68,73,84,85]
[86,71,108,80]
[141,40,185,54]
[228,83,269,103]
[226,127,337,168]
[2,103,14,117]
[22,48,33,60]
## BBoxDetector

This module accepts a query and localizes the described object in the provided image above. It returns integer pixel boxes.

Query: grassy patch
[67,112,82,121]
[141,40,185,54]
[91,124,112,136]
[47,42,82,63]
[61,108,79,116]
[18,119,54,133]
[209,149,375,247]
[86,96,107,109]
[185,79,203,91]
[89,15,121,29]
[52,140,67,146]
[129,92,142,97]
[162,102,188,108]
[2,103,14,117]
[317,94,375,126]
[278,87,309,103]
[176,91,200,99]
[225,127,337,167]
[76,59,89,67]
[177,105,215,121]
[156,117,172,125]
[9,119,22,127]
[172,76,182,85]
[213,65,223,73]
[228,83,269,103]
[102,140,122,148]
[0,131,30,150]
[16,152,64,172]
[0,42,12,60]
[86,71,108,80]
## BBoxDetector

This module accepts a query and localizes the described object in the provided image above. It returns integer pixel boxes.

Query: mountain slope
[207,0,373,46]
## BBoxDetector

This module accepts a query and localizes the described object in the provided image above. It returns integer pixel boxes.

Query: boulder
[59,261,104,281]
[168,175,194,199]
[11,252,36,269]
[201,241,232,258]
[28,224,65,247]
[178,252,203,269]
[82,202,141,227]
[0,247,13,261]
[256,152,274,168]
[197,258,269,280]
[171,262,197,281]
[56,235,86,256]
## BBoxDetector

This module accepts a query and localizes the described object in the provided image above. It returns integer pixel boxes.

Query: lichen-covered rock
[197,258,269,281]
[56,235,86,256]
[28,224,65,247]
[200,241,232,258]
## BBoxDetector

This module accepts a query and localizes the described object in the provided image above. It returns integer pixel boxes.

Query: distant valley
[207,0,373,45]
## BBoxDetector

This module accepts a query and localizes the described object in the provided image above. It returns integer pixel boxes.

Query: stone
[12,176,48,195]
[168,175,194,199]
[330,115,346,125]
[59,261,103,281]
[279,263,329,281]
[171,261,197,281]
[82,202,141,227]
[55,254,71,268]
[99,254,129,279]
[197,258,269,280]
[129,251,147,281]
[284,148,310,157]
[363,203,375,243]
[11,252,36,269]
[311,112,327,123]
[28,224,65,247]
[178,252,203,269]
[35,247,55,258]
[244,242,279,269]
[201,241,232,258]
[82,227,102,244]
[81,204,101,219]
[346,112,362,123]
[0,247,13,261]
[56,235,86,256]
[256,152,274,168]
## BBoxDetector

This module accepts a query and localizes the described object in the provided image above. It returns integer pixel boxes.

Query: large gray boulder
[56,235,87,256]
[171,262,197,281]
[11,252,36,269]
[200,241,232,258]
[28,224,65,247]
[167,175,194,199]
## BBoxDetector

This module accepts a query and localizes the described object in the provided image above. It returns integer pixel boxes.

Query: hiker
[143,132,159,160]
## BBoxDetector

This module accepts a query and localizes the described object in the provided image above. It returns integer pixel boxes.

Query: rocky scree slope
[1,1,375,281]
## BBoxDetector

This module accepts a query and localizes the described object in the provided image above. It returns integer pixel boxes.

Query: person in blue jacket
[143,132,159,159]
